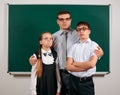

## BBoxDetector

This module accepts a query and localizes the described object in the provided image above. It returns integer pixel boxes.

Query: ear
[89,30,91,34]
[57,19,59,24]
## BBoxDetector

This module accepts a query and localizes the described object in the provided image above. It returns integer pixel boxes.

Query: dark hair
[57,10,71,19]
[76,21,91,29]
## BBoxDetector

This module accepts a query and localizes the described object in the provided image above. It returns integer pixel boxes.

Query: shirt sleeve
[90,42,99,57]
[55,58,61,93]
[30,53,37,95]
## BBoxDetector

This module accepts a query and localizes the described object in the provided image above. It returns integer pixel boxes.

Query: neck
[61,29,67,31]
[61,27,70,31]
[80,38,88,43]
[42,47,50,51]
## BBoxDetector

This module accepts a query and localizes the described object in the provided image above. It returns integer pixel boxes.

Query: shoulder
[89,40,99,50]
[52,31,61,42]
[51,48,57,53]
[91,40,99,46]
[68,29,77,34]
[52,31,60,38]
[51,48,57,56]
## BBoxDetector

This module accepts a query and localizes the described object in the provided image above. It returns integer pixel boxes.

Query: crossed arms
[66,55,98,72]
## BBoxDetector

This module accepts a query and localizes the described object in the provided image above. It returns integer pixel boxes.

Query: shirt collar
[59,28,74,36]
[79,38,91,43]
[41,48,51,54]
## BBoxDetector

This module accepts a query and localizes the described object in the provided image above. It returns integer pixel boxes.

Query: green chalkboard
[8,5,110,74]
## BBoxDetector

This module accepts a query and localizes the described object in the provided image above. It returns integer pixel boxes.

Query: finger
[31,54,36,58]
[31,55,35,58]
[94,49,99,52]
[97,46,101,50]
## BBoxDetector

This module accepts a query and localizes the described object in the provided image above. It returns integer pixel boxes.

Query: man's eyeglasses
[77,27,89,32]
[58,17,71,22]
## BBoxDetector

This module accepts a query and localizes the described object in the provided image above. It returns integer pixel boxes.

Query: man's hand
[94,46,104,58]
[29,54,37,65]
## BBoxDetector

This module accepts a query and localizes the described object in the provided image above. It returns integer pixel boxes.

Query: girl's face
[40,33,53,49]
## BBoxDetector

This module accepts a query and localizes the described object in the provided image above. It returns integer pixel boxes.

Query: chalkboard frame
[8,4,110,75]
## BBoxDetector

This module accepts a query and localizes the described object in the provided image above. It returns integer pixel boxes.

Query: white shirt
[41,49,54,65]
[68,38,99,77]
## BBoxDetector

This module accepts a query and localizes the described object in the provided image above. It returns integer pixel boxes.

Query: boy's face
[40,33,53,48]
[57,14,71,31]
[77,25,91,40]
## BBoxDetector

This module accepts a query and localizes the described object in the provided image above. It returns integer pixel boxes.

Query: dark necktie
[62,31,67,69]
[43,53,52,56]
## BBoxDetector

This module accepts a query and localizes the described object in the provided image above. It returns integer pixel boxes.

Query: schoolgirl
[30,32,61,95]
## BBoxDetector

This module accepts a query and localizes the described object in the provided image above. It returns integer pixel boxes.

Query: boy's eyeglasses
[77,27,89,32]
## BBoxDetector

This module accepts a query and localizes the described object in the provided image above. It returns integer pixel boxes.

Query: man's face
[57,14,71,31]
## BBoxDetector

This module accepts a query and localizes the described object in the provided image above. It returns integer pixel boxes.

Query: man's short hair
[57,10,71,19]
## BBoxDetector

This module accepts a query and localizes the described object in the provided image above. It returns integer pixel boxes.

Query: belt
[70,74,93,82]
[79,76,92,81]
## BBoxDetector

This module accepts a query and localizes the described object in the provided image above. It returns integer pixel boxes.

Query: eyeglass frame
[42,37,53,40]
[76,27,90,32]
[57,17,71,22]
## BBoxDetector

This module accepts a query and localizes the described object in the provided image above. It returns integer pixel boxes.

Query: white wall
[0,0,120,95]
